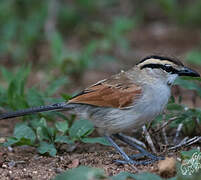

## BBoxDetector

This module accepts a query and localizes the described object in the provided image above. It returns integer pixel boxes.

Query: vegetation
[0,0,201,179]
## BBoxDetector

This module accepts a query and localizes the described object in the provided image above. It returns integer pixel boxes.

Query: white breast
[133,82,171,126]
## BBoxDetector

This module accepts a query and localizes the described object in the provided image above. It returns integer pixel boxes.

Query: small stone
[8,161,16,168]
[158,157,176,176]
[33,171,38,174]
[0,138,6,143]
[55,168,63,173]
[8,146,13,152]
[68,159,79,169]
[2,164,7,168]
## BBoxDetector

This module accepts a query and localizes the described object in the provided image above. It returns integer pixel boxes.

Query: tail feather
[0,102,68,120]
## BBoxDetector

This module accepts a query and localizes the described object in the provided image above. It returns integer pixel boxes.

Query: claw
[114,159,156,165]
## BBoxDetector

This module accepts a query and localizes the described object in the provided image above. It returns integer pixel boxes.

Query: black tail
[0,102,68,120]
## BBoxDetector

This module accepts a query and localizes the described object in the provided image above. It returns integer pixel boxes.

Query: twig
[162,125,168,145]
[153,116,178,134]
[162,114,168,145]
[173,123,183,144]
[119,133,146,149]
[169,137,189,150]
[169,136,201,150]
[142,125,157,153]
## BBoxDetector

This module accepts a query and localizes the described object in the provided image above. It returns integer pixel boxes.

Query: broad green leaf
[180,149,201,160]
[55,135,73,144]
[37,141,57,157]
[81,137,111,146]
[3,137,34,146]
[36,126,51,141]
[55,121,68,133]
[112,172,167,180]
[174,77,201,97]
[3,137,19,147]
[14,123,36,142]
[54,166,105,180]
[69,119,94,140]
[30,118,47,130]
[47,127,56,140]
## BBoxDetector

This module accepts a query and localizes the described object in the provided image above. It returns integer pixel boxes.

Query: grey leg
[104,135,154,165]
[113,133,164,161]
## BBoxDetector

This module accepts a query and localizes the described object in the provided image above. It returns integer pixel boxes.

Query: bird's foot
[114,158,155,165]
[129,153,164,161]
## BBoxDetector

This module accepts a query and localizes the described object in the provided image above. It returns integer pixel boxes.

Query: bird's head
[136,55,200,85]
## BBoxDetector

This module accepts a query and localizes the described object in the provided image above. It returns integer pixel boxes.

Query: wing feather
[68,73,142,108]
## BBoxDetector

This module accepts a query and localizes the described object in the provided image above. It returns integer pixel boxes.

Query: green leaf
[112,172,166,180]
[14,123,36,142]
[186,50,201,65]
[36,126,51,141]
[0,66,13,81]
[180,149,201,160]
[46,77,68,96]
[54,166,105,180]
[81,137,111,146]
[27,88,45,107]
[167,103,184,111]
[37,141,57,157]
[61,93,72,101]
[69,119,94,140]
[47,127,56,140]
[3,137,34,147]
[55,135,73,144]
[30,118,47,130]
[174,77,201,97]
[3,137,19,147]
[55,121,68,133]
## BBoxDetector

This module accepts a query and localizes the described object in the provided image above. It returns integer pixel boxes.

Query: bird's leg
[113,133,164,161]
[104,135,153,165]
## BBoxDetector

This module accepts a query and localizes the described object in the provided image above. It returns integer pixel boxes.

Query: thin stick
[173,123,183,144]
[162,125,168,145]
[168,137,189,150]
[153,117,178,134]
[142,125,157,154]
[119,133,147,149]
[169,136,201,150]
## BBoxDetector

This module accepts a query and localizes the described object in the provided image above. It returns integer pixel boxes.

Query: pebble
[55,168,63,173]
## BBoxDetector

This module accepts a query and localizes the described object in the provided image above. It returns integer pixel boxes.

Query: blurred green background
[1,0,201,75]
[1,0,201,104]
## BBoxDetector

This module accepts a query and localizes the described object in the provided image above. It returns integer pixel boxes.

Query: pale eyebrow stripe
[137,59,175,67]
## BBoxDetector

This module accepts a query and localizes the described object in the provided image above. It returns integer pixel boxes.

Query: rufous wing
[68,74,142,109]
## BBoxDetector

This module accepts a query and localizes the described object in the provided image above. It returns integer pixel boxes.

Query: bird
[0,55,200,165]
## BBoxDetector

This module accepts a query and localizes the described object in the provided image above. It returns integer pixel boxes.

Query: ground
[0,25,201,179]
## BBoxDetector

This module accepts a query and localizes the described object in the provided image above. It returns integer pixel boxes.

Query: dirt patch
[0,142,182,180]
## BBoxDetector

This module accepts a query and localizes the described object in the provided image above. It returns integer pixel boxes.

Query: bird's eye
[164,64,172,72]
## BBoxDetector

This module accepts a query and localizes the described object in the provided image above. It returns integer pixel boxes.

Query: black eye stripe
[141,64,179,74]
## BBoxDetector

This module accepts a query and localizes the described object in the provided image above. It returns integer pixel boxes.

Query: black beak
[178,67,200,77]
